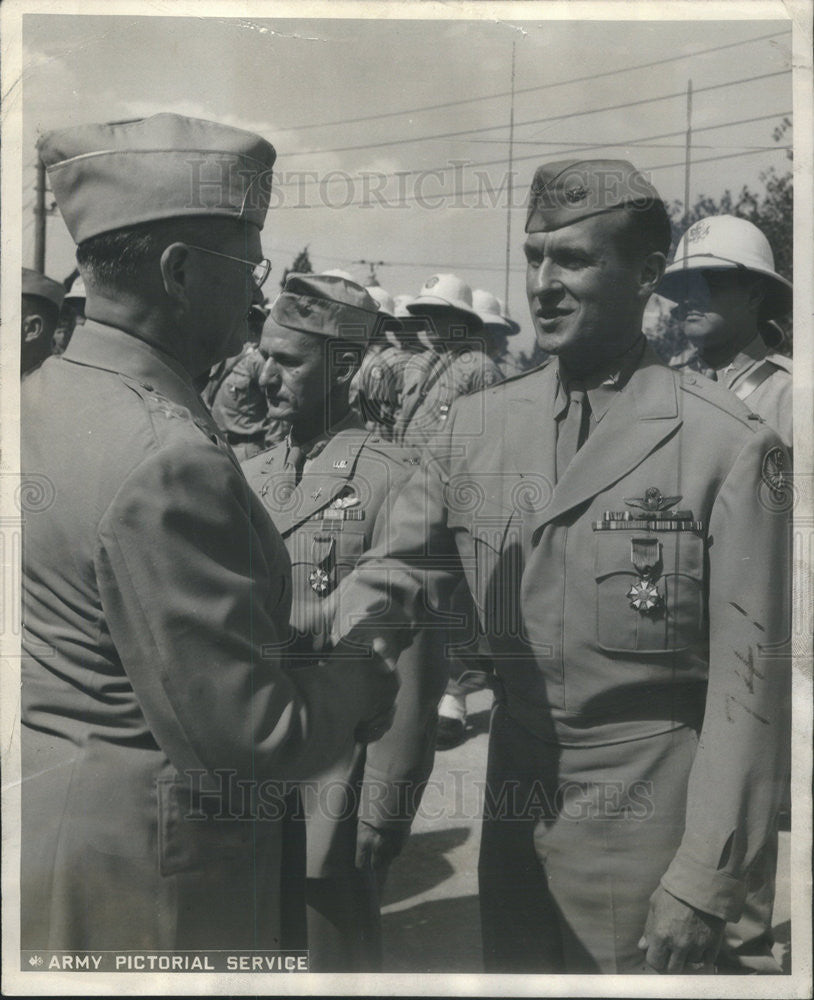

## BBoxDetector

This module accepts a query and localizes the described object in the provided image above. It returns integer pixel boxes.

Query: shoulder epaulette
[363,433,422,468]
[677,370,764,431]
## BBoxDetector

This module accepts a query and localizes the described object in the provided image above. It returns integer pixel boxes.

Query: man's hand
[638,885,725,973]
[354,821,408,872]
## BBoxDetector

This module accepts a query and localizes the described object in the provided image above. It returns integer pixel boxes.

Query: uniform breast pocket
[594,531,705,654]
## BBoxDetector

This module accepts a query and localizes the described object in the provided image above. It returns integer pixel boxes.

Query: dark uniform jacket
[21,320,387,951]
[243,413,446,876]
[333,345,791,922]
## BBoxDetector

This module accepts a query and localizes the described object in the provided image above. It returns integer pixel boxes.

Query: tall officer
[659,214,792,450]
[330,159,791,973]
[21,115,397,953]
[21,267,64,375]
[243,273,446,970]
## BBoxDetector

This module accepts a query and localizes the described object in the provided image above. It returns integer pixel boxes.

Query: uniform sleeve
[357,471,451,830]
[660,427,791,920]
[94,438,394,785]
[331,424,465,653]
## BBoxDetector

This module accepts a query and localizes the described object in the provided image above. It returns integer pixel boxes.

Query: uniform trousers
[479,702,700,973]
[305,869,383,971]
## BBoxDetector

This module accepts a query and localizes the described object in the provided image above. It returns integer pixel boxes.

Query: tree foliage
[280,246,313,288]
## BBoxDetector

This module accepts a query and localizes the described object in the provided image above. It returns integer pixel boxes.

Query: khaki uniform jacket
[397,346,502,446]
[21,320,389,951]
[243,417,447,877]
[334,345,791,922]
[716,337,792,451]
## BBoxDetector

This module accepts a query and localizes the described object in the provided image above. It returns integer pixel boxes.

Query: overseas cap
[525,158,662,233]
[22,267,65,309]
[659,215,792,316]
[38,113,276,244]
[405,273,483,329]
[270,272,382,344]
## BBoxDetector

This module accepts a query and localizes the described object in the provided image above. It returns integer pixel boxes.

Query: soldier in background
[53,273,86,355]
[245,273,446,971]
[659,213,794,974]
[396,273,502,446]
[659,215,792,451]
[202,285,273,460]
[21,267,64,376]
[472,287,523,380]
[351,285,404,438]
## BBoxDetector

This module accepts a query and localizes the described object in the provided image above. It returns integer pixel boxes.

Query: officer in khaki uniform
[21,115,397,953]
[243,273,446,971]
[331,159,791,973]
[660,214,792,451]
[659,214,794,973]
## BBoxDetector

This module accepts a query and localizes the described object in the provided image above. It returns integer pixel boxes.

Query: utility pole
[34,155,47,273]
[682,79,693,228]
[504,40,517,308]
[355,259,386,286]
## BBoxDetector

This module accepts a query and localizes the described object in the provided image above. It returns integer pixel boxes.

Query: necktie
[285,444,307,486]
[556,383,590,481]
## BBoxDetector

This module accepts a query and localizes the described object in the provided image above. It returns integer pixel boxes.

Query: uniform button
[140,382,154,391]
[684,375,696,385]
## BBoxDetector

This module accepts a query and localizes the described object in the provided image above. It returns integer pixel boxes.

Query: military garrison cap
[22,267,65,310]
[525,158,662,233]
[270,273,383,344]
[38,113,276,243]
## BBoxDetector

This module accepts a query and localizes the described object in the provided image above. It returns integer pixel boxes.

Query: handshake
[321,633,402,745]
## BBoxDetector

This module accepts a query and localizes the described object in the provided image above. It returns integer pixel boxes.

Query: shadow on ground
[382,826,470,906]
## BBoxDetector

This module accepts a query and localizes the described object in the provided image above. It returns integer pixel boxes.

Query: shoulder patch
[761,446,790,504]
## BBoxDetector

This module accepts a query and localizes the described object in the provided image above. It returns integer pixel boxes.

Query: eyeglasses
[185,245,272,289]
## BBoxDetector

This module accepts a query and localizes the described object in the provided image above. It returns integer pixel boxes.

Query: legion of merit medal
[309,567,330,595]
[627,536,663,614]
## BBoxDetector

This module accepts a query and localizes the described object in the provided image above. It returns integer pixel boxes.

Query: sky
[19,11,793,351]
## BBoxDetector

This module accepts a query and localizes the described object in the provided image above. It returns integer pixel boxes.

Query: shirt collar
[555,336,646,422]
[287,409,365,463]
[715,336,768,377]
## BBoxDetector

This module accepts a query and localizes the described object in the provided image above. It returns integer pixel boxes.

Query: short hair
[21,293,60,330]
[75,216,247,294]
[616,200,672,261]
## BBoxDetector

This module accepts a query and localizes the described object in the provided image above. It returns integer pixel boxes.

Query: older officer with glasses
[21,113,397,954]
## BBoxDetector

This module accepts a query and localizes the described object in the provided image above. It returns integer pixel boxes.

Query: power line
[281,69,789,158]
[275,109,791,188]
[273,143,788,212]
[270,29,789,134]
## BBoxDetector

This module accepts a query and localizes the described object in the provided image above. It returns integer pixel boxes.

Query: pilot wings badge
[624,487,682,513]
